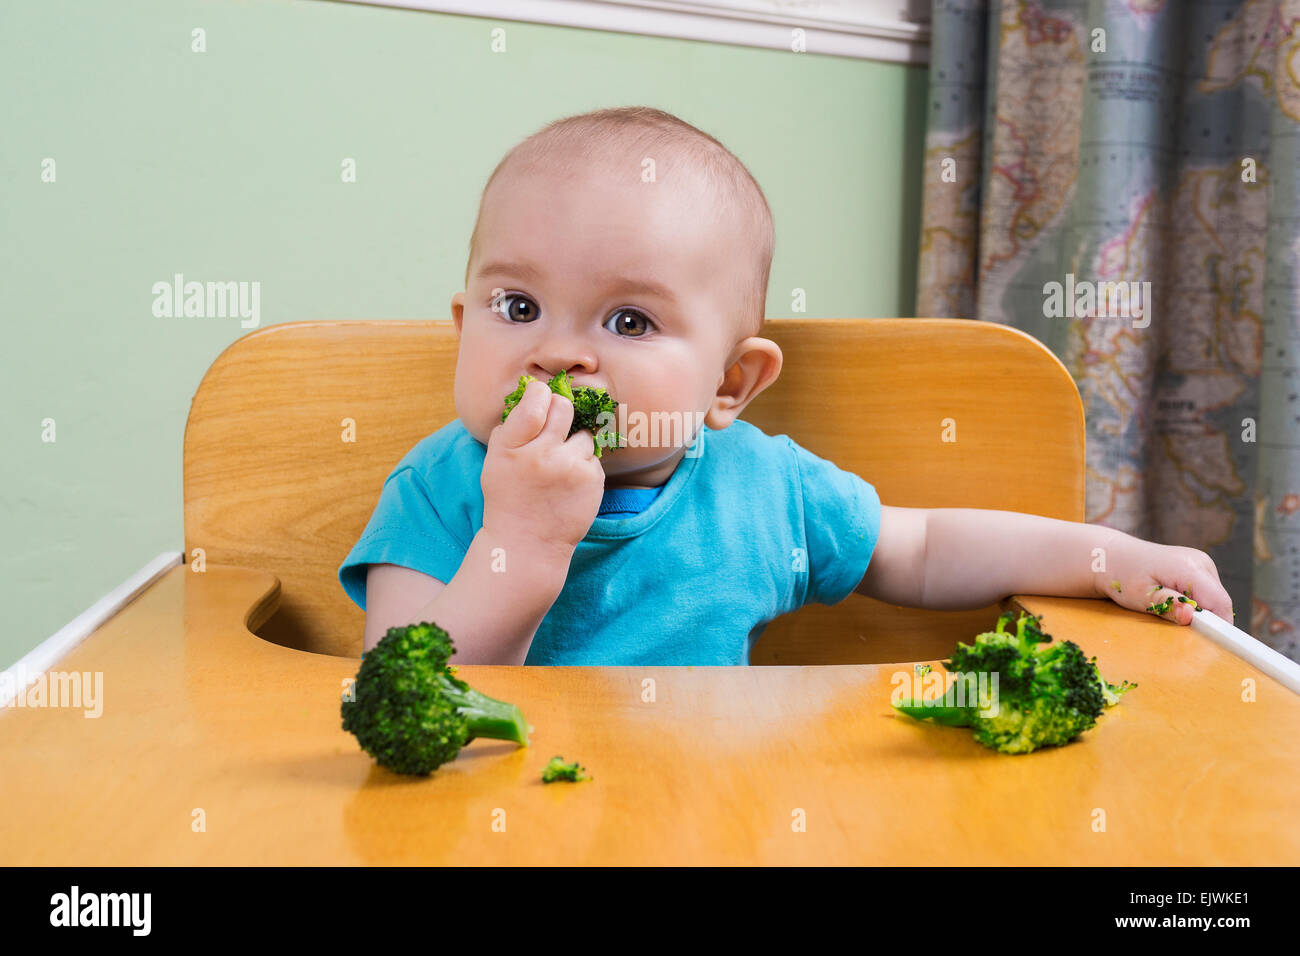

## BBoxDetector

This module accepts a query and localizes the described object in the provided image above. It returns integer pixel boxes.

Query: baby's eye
[492,291,540,323]
[605,308,655,337]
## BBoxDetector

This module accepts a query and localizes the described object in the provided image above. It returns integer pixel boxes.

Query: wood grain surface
[1,565,1295,865]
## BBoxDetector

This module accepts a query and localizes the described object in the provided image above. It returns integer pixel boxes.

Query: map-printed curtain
[916,0,1300,661]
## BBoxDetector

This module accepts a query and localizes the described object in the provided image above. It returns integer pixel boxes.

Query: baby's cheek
[454,386,495,445]
[474,405,502,446]
[626,415,698,455]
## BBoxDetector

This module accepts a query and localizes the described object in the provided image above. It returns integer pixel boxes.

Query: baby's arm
[362,528,575,662]
[857,506,1233,623]
[853,506,928,607]
[362,379,603,662]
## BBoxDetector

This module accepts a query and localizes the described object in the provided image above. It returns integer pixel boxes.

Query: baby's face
[451,158,764,486]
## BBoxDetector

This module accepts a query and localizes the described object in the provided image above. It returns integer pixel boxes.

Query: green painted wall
[0,0,927,668]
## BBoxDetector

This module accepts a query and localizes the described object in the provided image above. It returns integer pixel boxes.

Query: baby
[339,106,1232,663]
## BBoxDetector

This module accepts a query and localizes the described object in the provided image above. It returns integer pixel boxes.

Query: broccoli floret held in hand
[892,611,1135,755]
[341,622,532,775]
[502,371,625,458]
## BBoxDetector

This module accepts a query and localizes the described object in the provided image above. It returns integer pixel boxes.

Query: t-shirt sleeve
[337,466,470,611]
[786,438,883,607]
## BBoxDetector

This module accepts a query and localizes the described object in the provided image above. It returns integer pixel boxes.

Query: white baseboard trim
[331,0,931,64]
[0,551,183,709]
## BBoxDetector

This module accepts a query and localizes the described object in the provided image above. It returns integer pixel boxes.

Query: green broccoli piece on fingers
[892,611,1135,754]
[502,371,624,457]
[341,622,532,775]
[1146,595,1175,616]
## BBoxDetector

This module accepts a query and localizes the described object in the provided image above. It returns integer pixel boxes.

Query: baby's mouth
[499,372,625,458]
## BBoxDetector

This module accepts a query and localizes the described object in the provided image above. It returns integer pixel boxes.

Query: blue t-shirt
[338,419,882,665]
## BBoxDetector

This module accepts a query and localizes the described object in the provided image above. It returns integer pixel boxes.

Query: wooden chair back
[183,318,1085,662]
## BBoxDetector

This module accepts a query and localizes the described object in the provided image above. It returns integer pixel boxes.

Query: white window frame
[332,0,931,64]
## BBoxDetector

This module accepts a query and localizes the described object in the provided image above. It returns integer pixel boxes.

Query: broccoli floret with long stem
[541,755,591,783]
[893,611,1135,754]
[501,371,624,458]
[341,622,532,775]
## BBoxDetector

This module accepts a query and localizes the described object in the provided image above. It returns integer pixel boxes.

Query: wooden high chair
[182,318,1085,663]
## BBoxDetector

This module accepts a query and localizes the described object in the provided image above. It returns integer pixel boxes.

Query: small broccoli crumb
[915,663,932,677]
[542,756,590,783]
[1110,580,1122,593]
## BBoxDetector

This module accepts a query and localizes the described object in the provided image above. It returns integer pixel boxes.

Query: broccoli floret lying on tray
[893,610,1135,755]
[541,755,591,783]
[502,370,624,458]
[341,622,532,775]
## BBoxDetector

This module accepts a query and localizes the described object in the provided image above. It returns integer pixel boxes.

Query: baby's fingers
[496,379,553,448]
[1142,585,1194,624]
[1143,569,1232,625]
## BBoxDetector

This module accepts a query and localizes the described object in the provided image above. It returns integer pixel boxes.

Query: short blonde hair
[465,106,773,342]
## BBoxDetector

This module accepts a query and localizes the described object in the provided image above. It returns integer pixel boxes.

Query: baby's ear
[450,291,466,334]
[705,338,783,428]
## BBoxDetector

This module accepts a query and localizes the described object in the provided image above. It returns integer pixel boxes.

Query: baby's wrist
[1091,526,1134,599]
[477,520,577,573]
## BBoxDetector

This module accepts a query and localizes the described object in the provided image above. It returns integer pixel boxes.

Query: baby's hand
[1094,536,1233,625]
[482,378,605,555]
